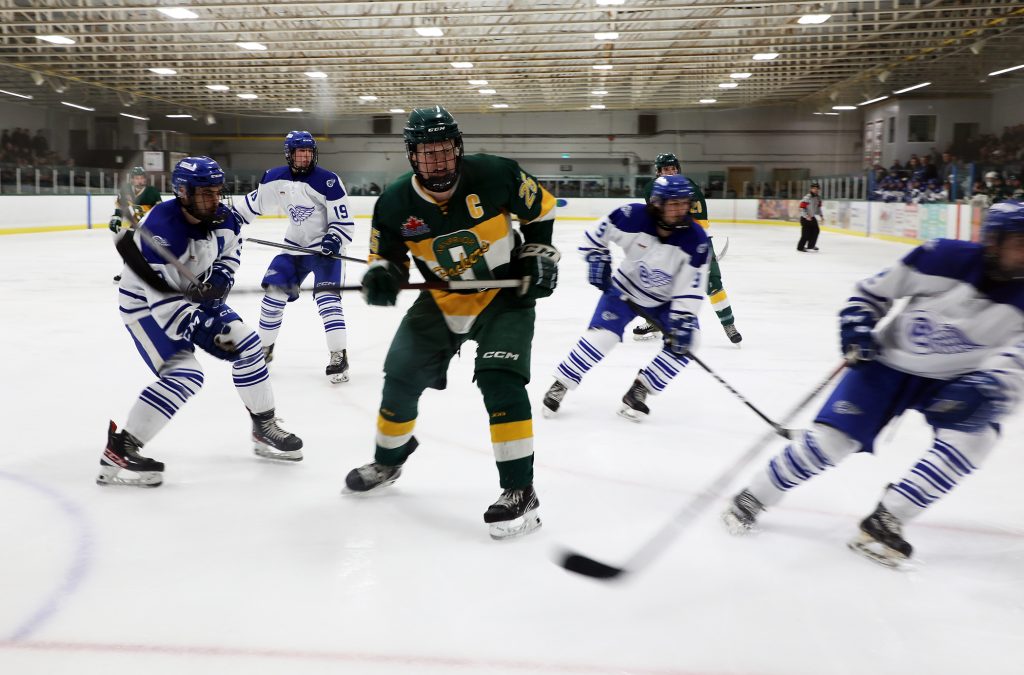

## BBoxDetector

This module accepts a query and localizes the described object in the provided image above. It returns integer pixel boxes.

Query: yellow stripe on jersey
[489,419,533,443]
[430,288,500,322]
[522,187,557,224]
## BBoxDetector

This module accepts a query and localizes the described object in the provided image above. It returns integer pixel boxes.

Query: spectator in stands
[1008,174,1023,200]
[32,130,48,157]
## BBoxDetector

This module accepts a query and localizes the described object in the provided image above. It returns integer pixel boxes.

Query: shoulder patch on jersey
[401,215,430,238]
[288,204,316,222]
[327,179,336,188]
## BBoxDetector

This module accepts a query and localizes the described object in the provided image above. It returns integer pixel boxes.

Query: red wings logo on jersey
[401,216,430,238]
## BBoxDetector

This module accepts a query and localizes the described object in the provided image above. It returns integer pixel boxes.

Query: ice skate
[345,462,403,493]
[722,488,764,535]
[847,502,913,569]
[618,373,650,422]
[112,274,122,284]
[484,484,541,540]
[541,380,567,417]
[96,420,164,488]
[262,343,275,364]
[326,349,349,384]
[632,320,661,342]
[723,323,743,346]
[251,409,303,461]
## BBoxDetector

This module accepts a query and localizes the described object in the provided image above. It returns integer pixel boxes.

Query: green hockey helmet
[128,166,146,178]
[654,153,681,174]
[404,105,464,192]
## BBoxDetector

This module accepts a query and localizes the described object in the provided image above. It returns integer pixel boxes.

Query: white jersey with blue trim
[853,238,1024,391]
[232,165,355,252]
[580,202,710,316]
[118,199,243,338]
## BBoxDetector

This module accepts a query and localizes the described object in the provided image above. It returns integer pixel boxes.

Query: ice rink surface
[2,218,1023,674]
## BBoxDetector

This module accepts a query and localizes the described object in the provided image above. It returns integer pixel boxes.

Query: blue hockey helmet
[171,156,227,224]
[284,130,317,175]
[648,175,696,230]
[982,200,1024,280]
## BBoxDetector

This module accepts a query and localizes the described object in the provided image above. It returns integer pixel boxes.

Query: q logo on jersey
[904,310,982,355]
[636,262,672,288]
[288,204,315,222]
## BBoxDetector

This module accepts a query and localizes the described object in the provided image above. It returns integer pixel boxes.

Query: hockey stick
[245,237,370,265]
[715,236,730,261]
[627,300,791,439]
[558,358,847,581]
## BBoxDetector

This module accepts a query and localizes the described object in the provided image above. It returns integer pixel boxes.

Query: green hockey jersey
[115,184,162,224]
[370,154,557,333]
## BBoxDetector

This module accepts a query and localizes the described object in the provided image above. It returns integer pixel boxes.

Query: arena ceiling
[1,0,1023,120]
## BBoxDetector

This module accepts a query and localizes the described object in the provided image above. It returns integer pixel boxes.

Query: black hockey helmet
[655,153,681,174]
[404,105,464,192]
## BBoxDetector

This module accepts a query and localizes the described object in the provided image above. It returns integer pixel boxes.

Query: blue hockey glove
[839,305,879,363]
[361,260,404,306]
[182,308,240,362]
[320,232,342,257]
[184,266,234,303]
[584,249,612,291]
[515,243,561,299]
[108,215,122,233]
[923,371,1012,432]
[666,312,698,356]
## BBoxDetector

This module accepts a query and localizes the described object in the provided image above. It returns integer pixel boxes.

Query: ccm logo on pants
[482,351,520,360]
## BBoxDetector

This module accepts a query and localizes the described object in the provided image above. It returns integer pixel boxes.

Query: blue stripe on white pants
[125,351,205,444]
[225,320,274,414]
[882,425,997,522]
[748,423,861,507]
[314,291,347,351]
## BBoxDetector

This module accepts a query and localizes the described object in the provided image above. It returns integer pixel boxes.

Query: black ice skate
[251,409,303,461]
[723,323,743,346]
[97,420,164,488]
[262,343,275,364]
[632,320,661,342]
[344,438,418,492]
[847,502,913,569]
[484,484,541,540]
[722,488,765,535]
[541,380,567,417]
[112,274,122,284]
[618,373,650,422]
[326,349,349,384]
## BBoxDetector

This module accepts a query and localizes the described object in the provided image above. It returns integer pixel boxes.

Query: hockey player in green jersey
[633,153,742,345]
[344,105,559,540]
[110,166,162,283]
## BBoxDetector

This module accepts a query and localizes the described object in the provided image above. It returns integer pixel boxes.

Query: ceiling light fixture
[451,61,473,69]
[237,93,258,99]
[415,27,444,37]
[832,105,857,110]
[752,52,780,61]
[594,32,619,40]
[988,64,1024,77]
[797,14,831,24]
[699,98,717,104]
[468,79,488,85]
[591,90,608,95]
[858,95,889,106]
[718,82,738,88]
[236,42,267,51]
[389,108,405,113]
[305,71,328,79]
[593,64,613,70]
[0,89,32,100]
[478,89,496,94]
[206,84,229,91]
[120,112,149,121]
[491,103,509,108]
[595,0,625,5]
[148,68,177,76]
[60,101,94,111]
[157,8,199,19]
[730,72,752,79]
[37,35,76,45]
[285,107,303,112]
[359,95,378,101]
[590,104,606,109]
[166,114,194,118]
[892,81,931,94]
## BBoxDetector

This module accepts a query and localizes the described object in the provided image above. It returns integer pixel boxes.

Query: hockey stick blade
[716,236,730,261]
[559,551,627,580]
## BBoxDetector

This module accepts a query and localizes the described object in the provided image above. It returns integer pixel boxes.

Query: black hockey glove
[182,307,240,362]
[108,215,122,233]
[184,266,234,303]
[515,243,561,299]
[361,260,404,306]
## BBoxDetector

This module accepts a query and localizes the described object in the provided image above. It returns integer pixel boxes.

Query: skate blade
[721,509,757,536]
[327,370,350,384]
[488,510,542,540]
[617,406,647,423]
[96,464,163,488]
[632,333,661,342]
[541,404,559,418]
[847,534,912,570]
[253,444,304,462]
